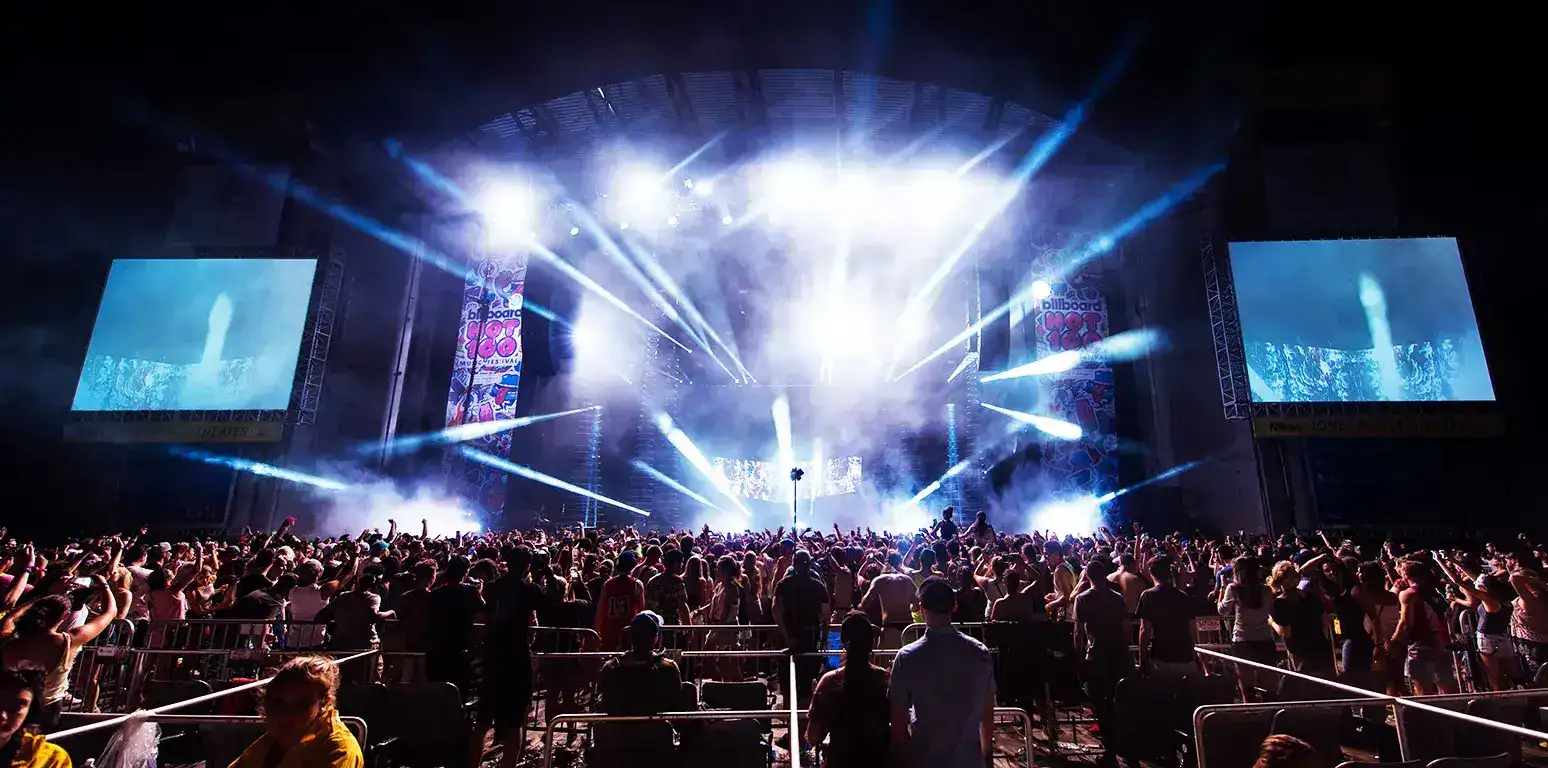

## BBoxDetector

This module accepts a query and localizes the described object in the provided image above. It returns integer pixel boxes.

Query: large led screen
[72,259,318,411]
[713,456,863,501]
[1229,238,1493,403]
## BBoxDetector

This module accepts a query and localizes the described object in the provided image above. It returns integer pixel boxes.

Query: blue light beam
[361,405,600,457]
[629,460,723,510]
[459,446,651,517]
[980,403,1084,441]
[169,447,350,491]
[894,162,1223,381]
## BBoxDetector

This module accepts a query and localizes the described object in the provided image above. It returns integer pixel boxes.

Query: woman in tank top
[1436,555,1514,690]
[0,581,119,731]
[1354,562,1402,695]
[1507,550,1548,685]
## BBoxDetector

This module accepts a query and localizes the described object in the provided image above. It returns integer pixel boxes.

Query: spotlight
[475,180,534,247]
[1031,280,1053,302]
[760,159,825,213]
[666,214,679,227]
[835,172,872,213]
[569,226,580,237]
[721,214,733,226]
[619,221,630,230]
[612,163,667,224]
[695,178,715,197]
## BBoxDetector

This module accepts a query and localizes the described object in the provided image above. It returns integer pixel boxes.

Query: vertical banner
[1030,242,1119,500]
[443,252,528,517]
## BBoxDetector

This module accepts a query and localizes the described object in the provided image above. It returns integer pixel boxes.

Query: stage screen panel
[713,456,863,501]
[1229,238,1494,403]
[72,258,318,411]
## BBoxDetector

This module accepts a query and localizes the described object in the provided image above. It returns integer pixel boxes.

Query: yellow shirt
[228,714,363,768]
[9,731,71,768]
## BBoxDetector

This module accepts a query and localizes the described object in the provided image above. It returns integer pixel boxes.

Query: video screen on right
[1228,237,1494,403]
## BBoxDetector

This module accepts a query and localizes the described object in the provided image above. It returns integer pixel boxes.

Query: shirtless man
[859,553,918,648]
[1109,553,1154,615]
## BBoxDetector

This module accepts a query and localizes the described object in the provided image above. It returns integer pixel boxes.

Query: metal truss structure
[1202,236,1250,420]
[629,330,684,526]
[952,352,988,516]
[289,249,346,426]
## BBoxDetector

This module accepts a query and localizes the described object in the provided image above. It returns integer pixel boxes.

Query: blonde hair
[1269,561,1299,591]
[264,655,340,710]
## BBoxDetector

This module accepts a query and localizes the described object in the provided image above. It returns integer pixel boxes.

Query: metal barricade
[1192,646,1548,766]
[61,619,137,714]
[655,624,789,652]
[540,707,1034,768]
[147,618,331,653]
[900,621,991,646]
[527,648,1000,724]
[46,649,381,746]
[49,713,368,762]
[89,648,416,712]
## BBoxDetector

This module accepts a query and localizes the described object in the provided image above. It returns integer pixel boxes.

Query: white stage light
[476,181,534,248]
[694,178,714,197]
[569,226,580,237]
[667,214,679,227]
[760,160,826,214]
[721,214,733,226]
[616,164,663,202]
[1031,280,1053,302]
[902,169,965,220]
[611,163,668,227]
[571,322,599,355]
[836,172,873,213]
[619,221,630,230]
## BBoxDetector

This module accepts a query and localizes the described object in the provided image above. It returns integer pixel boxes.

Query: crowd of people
[1,507,1547,768]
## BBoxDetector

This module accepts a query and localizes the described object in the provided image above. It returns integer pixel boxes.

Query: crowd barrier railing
[64,648,406,714]
[48,713,369,763]
[539,707,1034,768]
[141,618,334,653]
[526,647,1001,731]
[899,616,1235,648]
[46,649,381,743]
[1192,645,1548,767]
[63,619,138,713]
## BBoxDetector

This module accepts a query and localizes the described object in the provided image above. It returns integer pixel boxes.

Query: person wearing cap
[774,549,830,706]
[598,611,682,714]
[595,550,645,651]
[595,612,682,766]
[805,613,890,768]
[888,576,996,768]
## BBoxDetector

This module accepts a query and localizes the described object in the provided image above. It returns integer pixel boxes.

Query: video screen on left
[72,258,318,411]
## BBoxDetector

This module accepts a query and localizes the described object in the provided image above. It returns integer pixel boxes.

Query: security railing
[48,713,369,764]
[1192,646,1548,767]
[539,707,1035,768]
[46,649,381,743]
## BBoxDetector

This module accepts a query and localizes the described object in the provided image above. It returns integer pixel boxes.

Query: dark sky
[0,2,1542,520]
